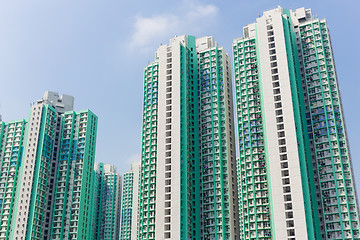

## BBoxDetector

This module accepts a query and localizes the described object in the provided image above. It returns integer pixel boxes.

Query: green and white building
[11,92,74,240]
[120,162,140,240]
[94,163,122,240]
[233,6,359,240]
[50,109,98,240]
[138,35,239,240]
[0,120,26,240]
[297,8,360,239]
[0,92,108,240]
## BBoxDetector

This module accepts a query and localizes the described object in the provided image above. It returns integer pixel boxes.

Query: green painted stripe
[282,12,317,240]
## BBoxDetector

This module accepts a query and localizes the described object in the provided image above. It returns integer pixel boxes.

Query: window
[284,194,291,201]
[286,220,294,227]
[273,81,280,88]
[282,178,290,185]
[282,170,289,177]
[270,55,277,61]
[283,186,291,193]
[285,203,293,210]
[281,162,288,168]
[287,229,295,236]
[278,131,285,137]
[272,75,279,81]
[285,211,294,220]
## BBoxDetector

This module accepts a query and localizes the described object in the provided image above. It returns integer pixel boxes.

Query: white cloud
[131,14,179,48]
[186,2,218,19]
[129,1,219,51]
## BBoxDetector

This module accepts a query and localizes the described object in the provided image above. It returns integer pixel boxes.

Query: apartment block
[120,162,140,240]
[0,120,26,239]
[0,92,99,240]
[50,109,98,240]
[233,6,359,240]
[138,35,239,240]
[94,163,122,240]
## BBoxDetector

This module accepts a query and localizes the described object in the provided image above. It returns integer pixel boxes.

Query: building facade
[233,7,359,240]
[94,163,122,240]
[138,35,239,240]
[11,92,74,240]
[120,162,140,240]
[0,120,26,240]
[50,109,98,240]
[0,92,100,240]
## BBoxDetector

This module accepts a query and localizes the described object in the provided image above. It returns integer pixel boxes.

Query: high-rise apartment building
[94,163,122,240]
[11,92,74,240]
[297,9,360,240]
[0,120,26,240]
[42,92,74,240]
[120,162,140,240]
[138,35,239,240]
[233,7,359,239]
[0,92,99,240]
[50,109,98,240]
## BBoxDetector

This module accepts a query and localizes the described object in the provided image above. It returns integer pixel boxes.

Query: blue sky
[0,0,359,186]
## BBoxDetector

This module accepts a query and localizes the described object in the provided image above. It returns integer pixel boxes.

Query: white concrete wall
[155,36,184,240]
[257,9,308,239]
[13,104,44,239]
